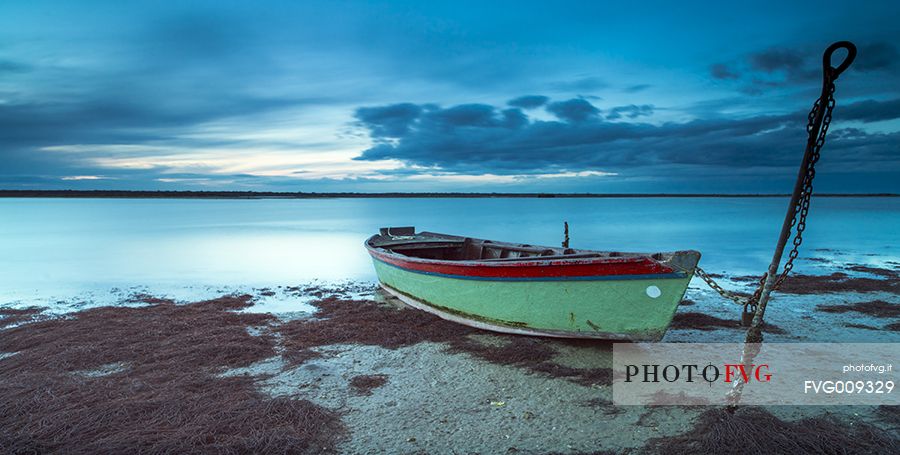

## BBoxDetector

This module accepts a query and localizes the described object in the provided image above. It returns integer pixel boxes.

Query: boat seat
[481,245,556,260]
[462,238,483,260]
[459,238,564,261]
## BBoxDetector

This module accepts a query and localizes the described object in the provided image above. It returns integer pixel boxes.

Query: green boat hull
[372,259,693,341]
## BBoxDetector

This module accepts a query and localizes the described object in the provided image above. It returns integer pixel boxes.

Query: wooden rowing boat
[365,227,701,341]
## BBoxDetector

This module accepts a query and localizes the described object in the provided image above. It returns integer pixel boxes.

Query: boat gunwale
[365,232,698,276]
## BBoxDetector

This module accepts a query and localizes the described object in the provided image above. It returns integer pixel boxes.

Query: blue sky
[1,0,898,192]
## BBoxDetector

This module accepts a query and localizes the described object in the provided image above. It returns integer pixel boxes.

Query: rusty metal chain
[693,267,750,305]
[694,74,838,314]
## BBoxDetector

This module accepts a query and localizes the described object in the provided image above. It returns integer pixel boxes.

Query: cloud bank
[353,96,900,184]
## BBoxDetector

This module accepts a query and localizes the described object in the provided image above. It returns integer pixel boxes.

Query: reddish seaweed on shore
[776,272,898,294]
[844,323,881,330]
[803,257,832,263]
[645,407,897,454]
[124,293,175,305]
[277,296,475,353]
[447,335,613,386]
[0,307,46,327]
[349,374,389,396]
[720,265,899,294]
[726,275,763,283]
[816,300,900,318]
[845,264,899,279]
[878,405,900,427]
[0,296,345,454]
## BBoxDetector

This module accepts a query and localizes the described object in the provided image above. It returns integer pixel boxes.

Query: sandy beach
[2,255,898,454]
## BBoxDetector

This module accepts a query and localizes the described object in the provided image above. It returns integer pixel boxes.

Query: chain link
[773,79,836,290]
[695,74,838,314]
[693,267,751,305]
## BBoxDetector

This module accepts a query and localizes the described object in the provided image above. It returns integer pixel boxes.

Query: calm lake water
[1,197,898,307]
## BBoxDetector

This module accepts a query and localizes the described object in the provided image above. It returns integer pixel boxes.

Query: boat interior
[369,227,662,263]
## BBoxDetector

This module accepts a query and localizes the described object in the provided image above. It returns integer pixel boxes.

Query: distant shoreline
[1,190,898,199]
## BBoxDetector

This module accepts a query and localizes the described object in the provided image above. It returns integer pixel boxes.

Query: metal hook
[823,41,857,79]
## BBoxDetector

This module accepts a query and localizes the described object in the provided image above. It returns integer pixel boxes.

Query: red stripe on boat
[368,248,674,278]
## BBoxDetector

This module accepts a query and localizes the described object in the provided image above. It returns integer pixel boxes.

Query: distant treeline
[1,190,897,199]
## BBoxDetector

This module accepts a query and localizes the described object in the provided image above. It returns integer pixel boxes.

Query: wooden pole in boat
[743,41,856,343]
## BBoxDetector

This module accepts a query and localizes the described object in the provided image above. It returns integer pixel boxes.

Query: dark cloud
[606,104,654,120]
[0,89,329,192]
[855,42,899,71]
[714,42,900,96]
[749,48,805,74]
[747,47,820,86]
[713,44,893,95]
[710,63,739,80]
[742,42,900,78]
[0,7,339,187]
[431,104,501,127]
[353,96,900,177]
[546,98,600,123]
[0,94,315,151]
[354,103,423,137]
[508,95,549,109]
[838,98,900,123]
[624,84,652,93]
[500,108,529,129]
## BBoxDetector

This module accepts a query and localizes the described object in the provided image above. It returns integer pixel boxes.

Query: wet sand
[1,259,898,453]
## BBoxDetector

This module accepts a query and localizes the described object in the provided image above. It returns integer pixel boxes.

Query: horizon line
[1,190,898,199]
